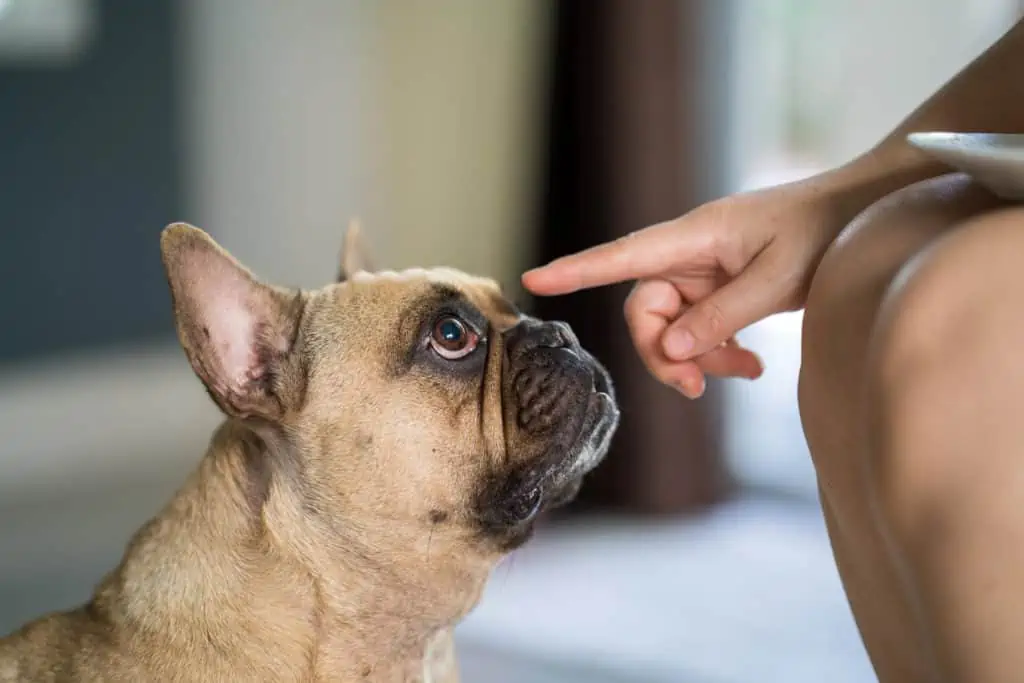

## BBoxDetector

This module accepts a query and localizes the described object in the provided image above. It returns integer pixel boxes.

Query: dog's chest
[308,649,425,683]
[308,633,455,683]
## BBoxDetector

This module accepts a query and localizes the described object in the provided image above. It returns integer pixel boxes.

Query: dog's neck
[89,421,488,682]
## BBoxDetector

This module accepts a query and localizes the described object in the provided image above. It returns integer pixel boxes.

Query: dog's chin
[539,386,618,505]
[477,372,619,552]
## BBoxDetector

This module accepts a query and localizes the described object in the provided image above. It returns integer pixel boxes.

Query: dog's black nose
[502,317,578,362]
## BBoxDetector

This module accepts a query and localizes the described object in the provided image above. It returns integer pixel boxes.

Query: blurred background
[0,1,1019,681]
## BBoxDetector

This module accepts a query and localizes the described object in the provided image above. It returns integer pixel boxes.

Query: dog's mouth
[495,374,617,516]
[474,323,619,548]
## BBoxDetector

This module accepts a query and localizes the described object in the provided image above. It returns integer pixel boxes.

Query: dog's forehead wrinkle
[326,271,516,346]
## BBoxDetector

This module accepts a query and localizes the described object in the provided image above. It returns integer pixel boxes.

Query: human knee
[865,206,1024,534]
[799,175,980,424]
[870,206,1024,396]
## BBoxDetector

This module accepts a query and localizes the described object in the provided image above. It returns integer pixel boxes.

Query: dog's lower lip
[515,485,544,522]
[485,484,544,531]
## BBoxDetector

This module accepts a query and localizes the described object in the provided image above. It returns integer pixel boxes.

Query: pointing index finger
[521,221,682,295]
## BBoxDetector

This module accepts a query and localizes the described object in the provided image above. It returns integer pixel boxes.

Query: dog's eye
[430,316,479,360]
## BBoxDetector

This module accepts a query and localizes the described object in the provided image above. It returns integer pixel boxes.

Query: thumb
[661,260,781,361]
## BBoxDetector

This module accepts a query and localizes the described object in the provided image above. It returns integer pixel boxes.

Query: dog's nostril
[552,321,578,347]
[503,319,573,359]
[541,324,571,349]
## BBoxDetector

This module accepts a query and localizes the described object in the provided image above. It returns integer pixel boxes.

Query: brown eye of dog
[430,316,479,360]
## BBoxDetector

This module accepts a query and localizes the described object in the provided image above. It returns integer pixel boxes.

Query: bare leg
[799,173,1020,681]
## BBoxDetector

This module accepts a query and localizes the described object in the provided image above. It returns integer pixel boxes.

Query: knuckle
[710,227,746,270]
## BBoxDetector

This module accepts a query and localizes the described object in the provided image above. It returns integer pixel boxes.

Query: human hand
[522,174,854,398]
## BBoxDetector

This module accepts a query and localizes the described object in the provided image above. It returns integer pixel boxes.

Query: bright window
[723,0,1021,497]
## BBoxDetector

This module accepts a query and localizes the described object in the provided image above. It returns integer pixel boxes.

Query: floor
[456,497,873,683]
[458,642,654,683]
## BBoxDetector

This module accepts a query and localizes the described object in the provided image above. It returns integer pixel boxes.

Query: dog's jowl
[0,223,619,683]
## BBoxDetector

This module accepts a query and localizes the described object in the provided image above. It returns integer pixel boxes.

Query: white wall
[184,0,550,292]
[181,0,372,288]
[727,0,1021,183]
[366,0,550,297]
[0,1,551,499]
[723,0,1022,498]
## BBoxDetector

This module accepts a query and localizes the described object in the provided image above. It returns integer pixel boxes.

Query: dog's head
[160,222,618,564]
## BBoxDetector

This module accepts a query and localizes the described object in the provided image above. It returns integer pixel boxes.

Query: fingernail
[664,329,696,359]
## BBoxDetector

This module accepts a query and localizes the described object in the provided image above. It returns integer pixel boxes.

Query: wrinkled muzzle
[474,317,619,542]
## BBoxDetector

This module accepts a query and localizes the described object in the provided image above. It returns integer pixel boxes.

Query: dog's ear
[337,218,374,281]
[161,223,305,421]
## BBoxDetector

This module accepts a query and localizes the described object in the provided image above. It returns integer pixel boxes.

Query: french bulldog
[0,222,619,682]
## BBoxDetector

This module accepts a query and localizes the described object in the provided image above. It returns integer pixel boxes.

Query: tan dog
[0,223,619,682]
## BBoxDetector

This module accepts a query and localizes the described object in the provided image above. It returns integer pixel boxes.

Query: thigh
[798,173,1007,682]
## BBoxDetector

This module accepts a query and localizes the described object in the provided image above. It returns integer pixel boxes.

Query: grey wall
[0,0,183,366]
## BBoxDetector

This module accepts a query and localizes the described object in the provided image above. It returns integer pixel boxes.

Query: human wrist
[818,138,948,232]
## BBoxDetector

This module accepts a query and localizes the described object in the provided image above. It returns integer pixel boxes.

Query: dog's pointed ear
[338,218,374,281]
[161,223,305,421]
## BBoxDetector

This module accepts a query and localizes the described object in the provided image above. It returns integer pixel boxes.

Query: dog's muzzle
[476,318,618,537]
[504,319,609,433]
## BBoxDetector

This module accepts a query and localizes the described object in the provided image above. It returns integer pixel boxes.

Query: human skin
[524,19,1024,682]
